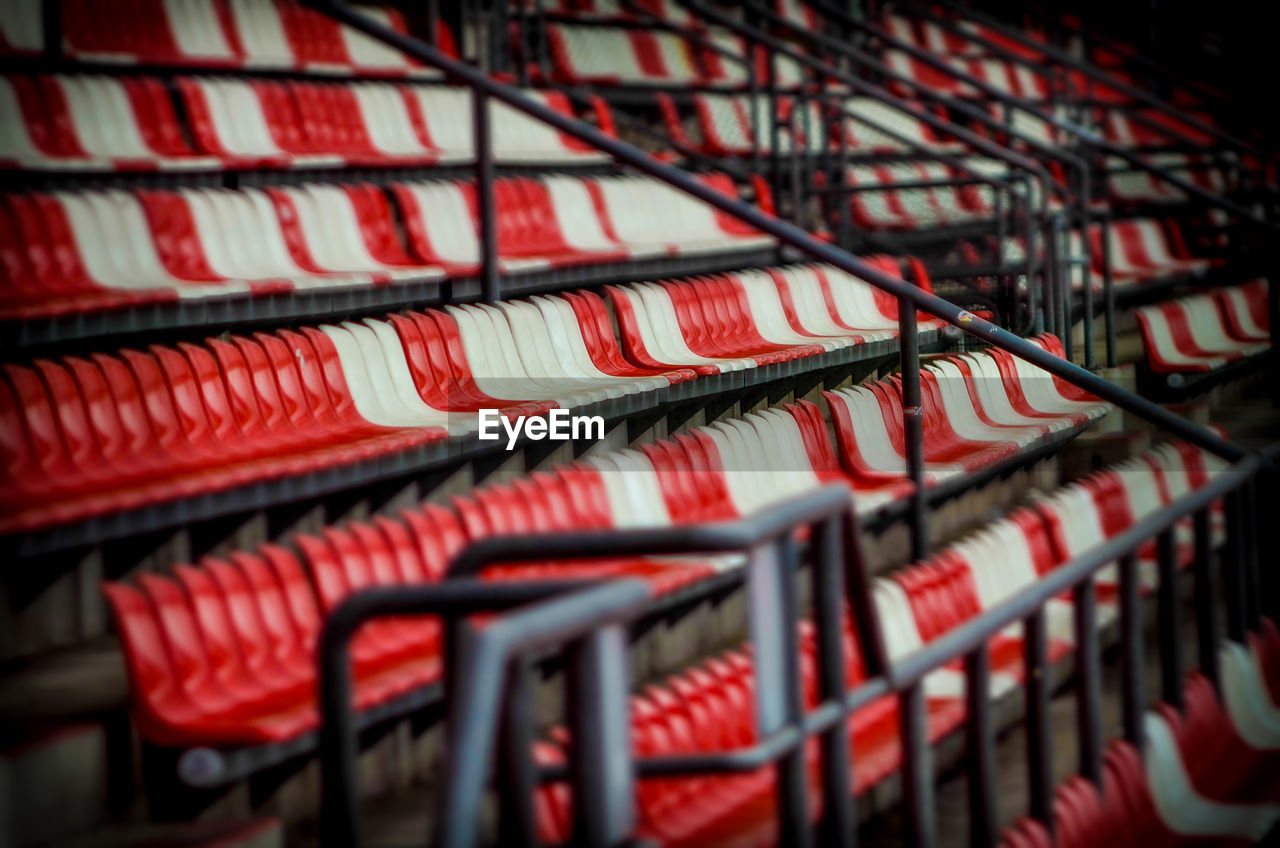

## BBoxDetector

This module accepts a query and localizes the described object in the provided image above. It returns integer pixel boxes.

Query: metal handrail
[317,452,1269,846]
[308,0,1253,464]
[318,485,867,847]
[726,0,1101,363]
[664,0,1066,340]
[317,577,654,847]
[568,454,1265,847]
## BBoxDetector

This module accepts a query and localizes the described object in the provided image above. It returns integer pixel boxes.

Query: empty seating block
[2,73,609,171]
[58,0,456,74]
[1106,152,1231,203]
[841,97,963,154]
[547,24,703,85]
[0,183,442,317]
[999,665,1280,847]
[824,333,1110,506]
[101,325,1119,757]
[0,172,770,319]
[1091,217,1213,286]
[0,74,217,171]
[0,260,943,533]
[534,434,1247,847]
[844,161,996,230]
[1135,282,1271,375]
[699,27,806,89]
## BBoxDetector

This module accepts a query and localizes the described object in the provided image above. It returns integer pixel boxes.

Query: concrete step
[48,817,281,848]
[1,722,110,847]
[0,639,127,724]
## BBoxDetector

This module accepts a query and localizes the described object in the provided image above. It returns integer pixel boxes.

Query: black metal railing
[712,0,1278,368]
[316,454,1274,846]
[299,5,1277,845]
[318,484,866,848]
[691,0,1093,358]
[310,0,1253,466]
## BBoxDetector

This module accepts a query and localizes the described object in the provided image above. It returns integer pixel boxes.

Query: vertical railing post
[1053,210,1073,361]
[811,516,856,848]
[964,647,997,847]
[1077,152,1096,370]
[900,680,936,848]
[473,88,500,303]
[1075,185,1094,369]
[1023,609,1053,831]
[1072,576,1103,785]
[1038,203,1056,339]
[533,0,551,82]
[513,0,528,85]
[747,540,813,847]
[790,99,804,228]
[993,183,1007,273]
[1192,508,1220,689]
[1155,529,1183,709]
[1241,480,1262,631]
[319,624,362,848]
[765,23,783,213]
[898,296,929,562]
[425,0,439,49]
[1223,491,1248,642]
[1101,206,1117,369]
[1118,553,1146,749]
[497,659,539,847]
[566,625,635,845]
[491,0,509,75]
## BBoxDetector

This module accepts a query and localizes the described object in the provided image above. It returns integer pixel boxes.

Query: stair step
[1,722,109,847]
[0,638,127,725]
[48,817,281,848]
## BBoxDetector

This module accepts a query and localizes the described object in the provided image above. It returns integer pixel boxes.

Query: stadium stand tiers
[0,0,1276,847]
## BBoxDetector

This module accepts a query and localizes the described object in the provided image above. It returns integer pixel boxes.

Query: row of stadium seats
[0,173,769,317]
[0,0,456,73]
[0,73,609,170]
[99,331,1103,749]
[1106,153,1234,203]
[843,159,1015,230]
[882,11,1052,62]
[662,92,1215,160]
[0,261,944,531]
[1134,281,1272,374]
[883,50,1132,104]
[660,94,961,157]
[823,337,1109,493]
[540,23,804,88]
[998,217,1213,291]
